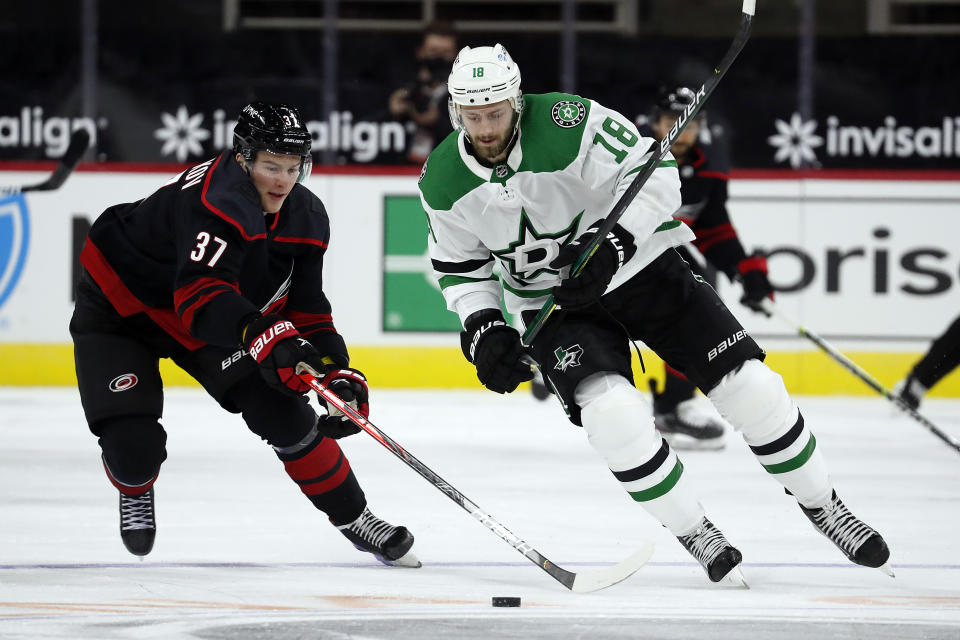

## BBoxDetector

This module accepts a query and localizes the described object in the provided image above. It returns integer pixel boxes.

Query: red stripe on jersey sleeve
[80,240,206,350]
[273,235,329,248]
[284,310,337,335]
[174,277,240,332]
[698,170,729,181]
[80,240,147,317]
[693,223,738,252]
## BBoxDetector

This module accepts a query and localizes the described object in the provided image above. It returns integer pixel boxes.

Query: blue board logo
[0,193,30,310]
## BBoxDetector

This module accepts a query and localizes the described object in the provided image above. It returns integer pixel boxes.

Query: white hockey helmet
[447,44,523,141]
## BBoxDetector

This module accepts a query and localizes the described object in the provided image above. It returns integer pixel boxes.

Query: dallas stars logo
[554,344,583,372]
[492,209,583,283]
[552,100,586,128]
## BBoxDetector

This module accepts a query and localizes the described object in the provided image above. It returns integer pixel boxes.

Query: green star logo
[551,100,586,128]
[492,209,583,283]
[554,344,583,372]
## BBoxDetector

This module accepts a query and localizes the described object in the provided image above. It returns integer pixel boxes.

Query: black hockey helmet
[233,101,313,182]
[651,86,705,122]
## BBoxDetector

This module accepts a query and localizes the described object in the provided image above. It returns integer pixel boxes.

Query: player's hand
[460,309,534,394]
[549,223,636,310]
[738,253,774,316]
[241,313,325,395]
[388,88,412,117]
[316,367,368,439]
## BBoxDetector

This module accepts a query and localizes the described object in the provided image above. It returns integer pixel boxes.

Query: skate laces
[341,508,396,549]
[120,491,154,531]
[809,495,875,555]
[680,519,729,566]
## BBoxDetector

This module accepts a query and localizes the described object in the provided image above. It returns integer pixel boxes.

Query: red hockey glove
[738,253,774,316]
[241,313,325,395]
[316,367,369,439]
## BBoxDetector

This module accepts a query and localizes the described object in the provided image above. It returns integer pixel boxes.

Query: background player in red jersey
[638,86,774,450]
[70,102,419,567]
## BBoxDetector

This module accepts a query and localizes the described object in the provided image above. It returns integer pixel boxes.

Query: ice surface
[1,388,958,639]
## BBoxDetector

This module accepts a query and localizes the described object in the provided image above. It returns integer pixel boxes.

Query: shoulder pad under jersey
[274,184,330,246]
[196,153,265,240]
[418,133,484,212]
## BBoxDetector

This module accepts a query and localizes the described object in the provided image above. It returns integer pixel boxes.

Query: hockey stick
[1,128,90,195]
[522,0,756,346]
[296,366,654,592]
[760,299,960,456]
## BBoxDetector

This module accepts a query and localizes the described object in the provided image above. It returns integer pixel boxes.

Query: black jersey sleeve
[687,155,748,280]
[172,214,260,348]
[171,155,264,348]
[277,190,349,365]
[283,249,349,366]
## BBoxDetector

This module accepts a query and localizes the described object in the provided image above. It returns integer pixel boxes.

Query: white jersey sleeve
[578,101,682,243]
[420,191,502,326]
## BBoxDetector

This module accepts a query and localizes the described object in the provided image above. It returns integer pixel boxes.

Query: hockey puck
[491,596,521,607]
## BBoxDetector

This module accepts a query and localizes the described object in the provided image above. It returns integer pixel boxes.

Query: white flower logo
[768,112,823,168]
[154,106,211,161]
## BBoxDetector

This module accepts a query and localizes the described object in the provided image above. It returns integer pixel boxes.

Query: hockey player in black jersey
[895,314,960,409]
[70,102,419,567]
[637,86,775,451]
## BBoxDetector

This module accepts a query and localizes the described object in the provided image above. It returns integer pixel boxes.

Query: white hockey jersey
[418,92,693,326]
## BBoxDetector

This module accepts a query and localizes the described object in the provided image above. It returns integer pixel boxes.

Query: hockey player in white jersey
[418,44,893,584]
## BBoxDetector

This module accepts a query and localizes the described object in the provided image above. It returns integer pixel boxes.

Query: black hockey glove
[737,253,774,316]
[316,367,369,439]
[549,223,636,310]
[241,313,326,395]
[460,309,534,394]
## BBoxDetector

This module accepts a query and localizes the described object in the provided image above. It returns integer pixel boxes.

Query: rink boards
[0,164,957,396]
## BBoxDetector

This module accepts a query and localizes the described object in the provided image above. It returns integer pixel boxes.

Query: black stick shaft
[522,2,755,346]
[298,372,580,589]
[764,301,960,456]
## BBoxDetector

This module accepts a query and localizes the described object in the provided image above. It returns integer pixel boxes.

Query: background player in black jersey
[895,313,960,409]
[637,86,775,450]
[70,102,419,567]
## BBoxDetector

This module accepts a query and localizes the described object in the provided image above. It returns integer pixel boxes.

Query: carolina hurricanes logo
[109,373,139,392]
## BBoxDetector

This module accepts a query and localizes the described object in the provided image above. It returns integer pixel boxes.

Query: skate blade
[381,550,422,568]
[721,566,749,589]
[877,563,895,578]
[660,433,725,451]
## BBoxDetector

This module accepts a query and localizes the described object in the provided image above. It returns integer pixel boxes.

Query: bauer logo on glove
[246,319,298,360]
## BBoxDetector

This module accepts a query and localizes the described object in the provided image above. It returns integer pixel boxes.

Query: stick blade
[570,542,654,593]
[62,128,91,168]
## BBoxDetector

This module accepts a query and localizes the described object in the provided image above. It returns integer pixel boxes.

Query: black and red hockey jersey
[672,144,749,280]
[80,152,347,361]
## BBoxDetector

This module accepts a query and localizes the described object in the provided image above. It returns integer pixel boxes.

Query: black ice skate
[800,490,893,576]
[337,507,421,568]
[650,381,725,451]
[677,517,746,586]
[119,488,156,557]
